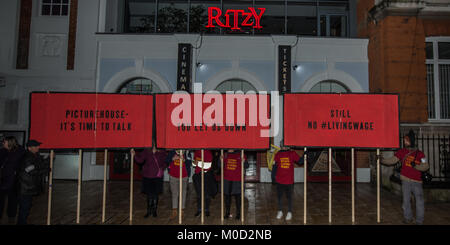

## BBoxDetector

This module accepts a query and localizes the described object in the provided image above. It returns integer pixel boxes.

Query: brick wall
[357,1,450,124]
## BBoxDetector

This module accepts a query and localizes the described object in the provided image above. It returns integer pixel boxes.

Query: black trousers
[17,194,33,225]
[0,188,18,219]
[225,194,241,214]
[277,183,293,212]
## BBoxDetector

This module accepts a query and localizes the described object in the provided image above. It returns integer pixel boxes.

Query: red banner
[284,93,399,148]
[29,93,153,149]
[156,93,270,149]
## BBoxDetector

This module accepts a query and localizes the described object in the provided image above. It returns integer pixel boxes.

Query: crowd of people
[0,129,430,225]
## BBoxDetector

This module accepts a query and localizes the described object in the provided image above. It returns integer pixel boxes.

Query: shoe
[194,211,201,217]
[170,209,178,219]
[276,211,283,220]
[205,211,210,217]
[285,212,292,221]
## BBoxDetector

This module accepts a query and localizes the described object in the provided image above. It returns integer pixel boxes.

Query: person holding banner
[273,145,303,221]
[222,149,248,220]
[17,140,50,225]
[131,145,167,218]
[192,150,217,217]
[0,136,25,224]
[166,150,192,219]
[381,130,429,225]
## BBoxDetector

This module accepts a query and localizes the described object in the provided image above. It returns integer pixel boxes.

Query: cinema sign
[206,7,266,30]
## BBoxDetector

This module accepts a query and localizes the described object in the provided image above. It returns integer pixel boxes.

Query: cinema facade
[2,0,385,183]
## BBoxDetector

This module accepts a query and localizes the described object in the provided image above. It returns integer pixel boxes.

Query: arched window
[309,80,350,93]
[215,79,257,92]
[117,77,161,94]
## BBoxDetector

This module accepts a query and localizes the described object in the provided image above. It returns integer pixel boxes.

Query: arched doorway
[215,79,260,183]
[307,80,353,182]
[109,78,161,180]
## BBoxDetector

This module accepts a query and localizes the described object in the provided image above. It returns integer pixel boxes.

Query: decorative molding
[37,34,65,57]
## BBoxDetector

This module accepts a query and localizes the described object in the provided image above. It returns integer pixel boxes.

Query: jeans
[277,183,293,212]
[17,195,33,225]
[402,180,424,224]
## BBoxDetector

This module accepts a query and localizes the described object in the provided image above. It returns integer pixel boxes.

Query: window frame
[426,36,450,122]
[39,0,71,17]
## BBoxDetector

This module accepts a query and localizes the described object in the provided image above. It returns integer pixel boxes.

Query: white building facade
[0,0,370,182]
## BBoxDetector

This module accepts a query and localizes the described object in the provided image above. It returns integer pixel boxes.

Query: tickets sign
[29,92,153,149]
[155,93,270,149]
[283,93,399,148]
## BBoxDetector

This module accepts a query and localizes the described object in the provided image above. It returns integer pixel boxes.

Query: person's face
[228,149,233,153]
[2,140,8,150]
[403,136,411,147]
[28,146,39,154]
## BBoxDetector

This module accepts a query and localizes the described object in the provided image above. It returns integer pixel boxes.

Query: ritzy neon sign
[206,7,266,30]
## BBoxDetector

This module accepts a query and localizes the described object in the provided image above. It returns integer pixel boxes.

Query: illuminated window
[309,80,349,93]
[118,78,161,94]
[215,79,257,92]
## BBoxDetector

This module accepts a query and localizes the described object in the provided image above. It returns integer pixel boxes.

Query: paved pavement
[1,180,450,225]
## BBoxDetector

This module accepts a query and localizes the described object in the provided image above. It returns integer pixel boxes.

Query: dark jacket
[0,146,25,191]
[18,151,50,196]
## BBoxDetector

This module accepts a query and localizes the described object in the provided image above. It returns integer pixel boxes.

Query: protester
[381,130,429,225]
[0,136,25,224]
[222,149,248,220]
[17,140,50,225]
[273,144,303,221]
[192,150,217,217]
[132,145,167,218]
[166,150,191,219]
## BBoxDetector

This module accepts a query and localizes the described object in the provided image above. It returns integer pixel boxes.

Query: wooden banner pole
[76,149,82,224]
[377,148,380,223]
[179,150,183,224]
[102,149,108,223]
[129,148,134,225]
[351,148,355,224]
[221,149,224,223]
[201,149,205,224]
[303,147,307,225]
[46,150,54,225]
[241,149,244,224]
[328,148,332,224]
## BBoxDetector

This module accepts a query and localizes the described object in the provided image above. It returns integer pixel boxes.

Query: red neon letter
[249,7,265,29]
[226,9,244,30]
[241,12,254,26]
[206,7,226,28]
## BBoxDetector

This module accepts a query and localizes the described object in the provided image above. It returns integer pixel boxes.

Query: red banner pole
[352,148,355,224]
[221,149,224,224]
[102,149,108,223]
[179,150,183,225]
[241,149,244,224]
[201,149,205,225]
[47,150,54,225]
[303,147,307,225]
[76,149,82,224]
[129,148,134,225]
[328,148,332,224]
[377,148,380,223]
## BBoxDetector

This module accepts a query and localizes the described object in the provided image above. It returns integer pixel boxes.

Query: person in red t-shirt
[192,150,217,217]
[381,130,429,225]
[273,145,303,221]
[166,150,191,219]
[222,149,248,220]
